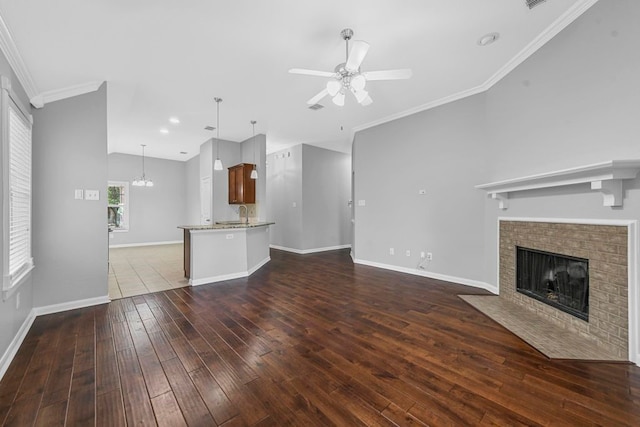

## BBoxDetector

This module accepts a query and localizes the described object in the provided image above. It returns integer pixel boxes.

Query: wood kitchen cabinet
[228,163,256,204]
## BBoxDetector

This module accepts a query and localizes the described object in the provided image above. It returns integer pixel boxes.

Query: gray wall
[0,51,35,374]
[352,0,640,289]
[267,145,303,249]
[353,94,488,282]
[108,153,186,245]
[32,84,109,307]
[214,139,243,221]
[185,155,201,226]
[267,144,351,252]
[302,145,351,250]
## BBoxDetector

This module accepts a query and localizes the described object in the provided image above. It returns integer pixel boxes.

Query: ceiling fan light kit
[289,28,412,107]
[332,91,345,106]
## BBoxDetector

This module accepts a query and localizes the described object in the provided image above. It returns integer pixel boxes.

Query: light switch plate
[358,200,366,206]
[74,189,84,200]
[85,190,99,200]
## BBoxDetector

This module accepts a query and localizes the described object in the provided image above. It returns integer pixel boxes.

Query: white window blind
[8,104,32,280]
[2,77,34,296]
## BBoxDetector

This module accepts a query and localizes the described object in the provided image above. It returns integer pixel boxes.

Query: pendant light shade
[250,120,258,180]
[214,97,223,171]
[132,144,153,187]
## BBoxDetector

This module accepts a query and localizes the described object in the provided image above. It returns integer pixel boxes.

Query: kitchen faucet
[239,205,249,224]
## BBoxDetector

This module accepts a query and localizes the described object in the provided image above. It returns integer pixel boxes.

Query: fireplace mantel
[476,160,640,209]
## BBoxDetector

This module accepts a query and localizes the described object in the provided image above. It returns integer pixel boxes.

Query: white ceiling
[0,0,596,161]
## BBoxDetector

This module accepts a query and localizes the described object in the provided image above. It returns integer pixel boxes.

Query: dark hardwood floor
[1,248,639,426]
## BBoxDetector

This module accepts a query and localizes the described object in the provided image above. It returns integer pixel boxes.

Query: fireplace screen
[516,247,589,321]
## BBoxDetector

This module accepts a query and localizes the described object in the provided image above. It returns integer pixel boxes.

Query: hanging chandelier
[132,144,153,187]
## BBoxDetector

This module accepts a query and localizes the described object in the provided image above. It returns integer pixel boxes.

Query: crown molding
[30,81,104,108]
[351,83,487,137]
[0,13,38,102]
[351,0,600,141]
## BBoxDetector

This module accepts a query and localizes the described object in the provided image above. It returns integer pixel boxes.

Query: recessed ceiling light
[477,32,500,46]
[169,117,180,124]
[160,128,169,134]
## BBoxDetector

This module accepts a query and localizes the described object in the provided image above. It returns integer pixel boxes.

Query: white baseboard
[33,295,111,316]
[270,244,351,255]
[190,256,271,287]
[1,294,110,381]
[248,256,271,276]
[109,240,182,249]
[0,309,36,381]
[353,258,498,295]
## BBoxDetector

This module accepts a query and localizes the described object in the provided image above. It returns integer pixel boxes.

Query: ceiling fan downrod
[341,28,354,62]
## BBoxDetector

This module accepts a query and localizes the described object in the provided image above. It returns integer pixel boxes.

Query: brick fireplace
[499,220,629,359]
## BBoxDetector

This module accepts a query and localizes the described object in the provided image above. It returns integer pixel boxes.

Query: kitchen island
[178,222,274,286]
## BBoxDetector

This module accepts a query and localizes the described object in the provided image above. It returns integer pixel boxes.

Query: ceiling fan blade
[362,69,413,81]
[345,40,370,72]
[307,88,329,105]
[289,68,335,78]
[361,94,373,106]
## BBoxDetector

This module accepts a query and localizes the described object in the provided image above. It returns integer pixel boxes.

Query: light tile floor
[108,243,188,299]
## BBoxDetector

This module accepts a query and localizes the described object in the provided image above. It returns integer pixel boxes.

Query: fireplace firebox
[516,247,589,321]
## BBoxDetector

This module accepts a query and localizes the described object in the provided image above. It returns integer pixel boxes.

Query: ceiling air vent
[308,103,324,111]
[525,0,546,9]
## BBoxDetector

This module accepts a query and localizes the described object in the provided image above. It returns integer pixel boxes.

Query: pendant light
[132,144,153,187]
[213,97,223,171]
[250,120,258,180]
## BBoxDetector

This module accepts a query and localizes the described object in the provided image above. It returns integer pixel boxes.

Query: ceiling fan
[289,28,412,107]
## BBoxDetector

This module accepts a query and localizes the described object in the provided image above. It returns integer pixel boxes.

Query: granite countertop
[178,221,274,231]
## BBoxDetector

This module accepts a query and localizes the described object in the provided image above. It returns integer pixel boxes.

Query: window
[2,76,34,298]
[108,181,129,231]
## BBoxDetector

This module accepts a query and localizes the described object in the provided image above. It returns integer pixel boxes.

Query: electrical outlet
[226,234,234,240]
[427,252,433,261]
[405,250,411,257]
[85,190,100,200]
[418,189,426,195]
[389,248,395,255]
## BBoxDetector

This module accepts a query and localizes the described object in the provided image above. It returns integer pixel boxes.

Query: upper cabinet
[228,163,256,204]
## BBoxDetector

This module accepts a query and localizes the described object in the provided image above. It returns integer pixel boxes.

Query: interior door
[200,176,211,224]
